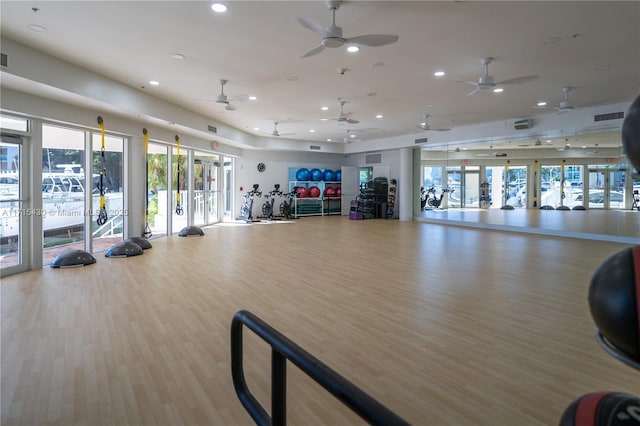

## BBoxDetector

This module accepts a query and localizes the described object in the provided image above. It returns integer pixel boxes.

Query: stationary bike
[239,184,261,222]
[261,184,283,220]
[420,186,428,210]
[424,186,452,209]
[279,188,298,219]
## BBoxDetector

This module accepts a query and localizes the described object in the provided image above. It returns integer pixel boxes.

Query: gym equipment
[336,187,341,197]
[310,168,323,181]
[239,184,261,222]
[323,169,336,181]
[126,236,152,249]
[175,135,184,216]
[589,246,640,367]
[295,187,309,198]
[559,245,640,425]
[105,241,143,257]
[323,186,336,197]
[179,226,205,236]
[622,93,640,170]
[261,184,283,220]
[424,186,452,209]
[420,186,428,210]
[295,168,310,181]
[501,160,512,210]
[308,186,321,198]
[386,178,397,219]
[559,392,640,426]
[633,190,639,211]
[480,181,491,209]
[335,170,342,181]
[142,128,152,238]
[532,160,538,208]
[50,249,96,268]
[96,116,108,226]
[279,188,298,219]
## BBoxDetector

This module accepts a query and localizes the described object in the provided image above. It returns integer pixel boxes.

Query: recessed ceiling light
[320,118,329,121]
[286,76,298,81]
[350,134,356,138]
[537,101,547,107]
[420,122,427,126]
[346,46,360,53]
[321,106,329,111]
[376,114,383,119]
[248,96,257,101]
[433,71,445,77]
[493,87,504,93]
[309,129,315,133]
[149,80,160,86]
[28,24,46,32]
[253,127,260,131]
[211,3,228,13]
[171,53,185,60]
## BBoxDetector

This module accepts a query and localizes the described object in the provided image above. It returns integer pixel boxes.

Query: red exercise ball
[559,392,640,426]
[336,187,341,197]
[295,187,308,198]
[324,187,336,197]
[622,93,640,171]
[308,186,321,198]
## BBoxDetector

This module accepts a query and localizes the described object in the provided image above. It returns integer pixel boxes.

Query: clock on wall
[257,162,266,172]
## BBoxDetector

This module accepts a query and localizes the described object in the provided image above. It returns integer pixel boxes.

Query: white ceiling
[1,1,639,150]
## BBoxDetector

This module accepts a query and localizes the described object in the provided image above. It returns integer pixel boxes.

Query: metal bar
[230,310,409,426]
[272,349,287,426]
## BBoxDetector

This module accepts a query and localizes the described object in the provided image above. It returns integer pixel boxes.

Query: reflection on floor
[416,207,640,244]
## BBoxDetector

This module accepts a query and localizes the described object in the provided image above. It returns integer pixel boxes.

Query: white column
[399,147,412,221]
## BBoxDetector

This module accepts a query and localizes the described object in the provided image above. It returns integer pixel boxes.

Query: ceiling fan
[327,99,359,124]
[416,114,451,132]
[297,0,399,58]
[263,121,295,137]
[455,57,539,96]
[212,79,248,111]
[555,86,577,113]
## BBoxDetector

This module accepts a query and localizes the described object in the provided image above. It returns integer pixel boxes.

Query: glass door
[463,166,480,207]
[446,167,461,207]
[205,161,219,224]
[588,167,626,209]
[0,135,25,273]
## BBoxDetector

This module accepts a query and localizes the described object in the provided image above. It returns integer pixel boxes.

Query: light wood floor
[1,217,639,425]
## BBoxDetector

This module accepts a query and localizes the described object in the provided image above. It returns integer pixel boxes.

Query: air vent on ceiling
[594,111,624,122]
[495,153,508,157]
[514,119,533,130]
[309,145,321,151]
[1,53,7,68]
[365,153,382,164]
[415,137,429,144]
[207,125,217,133]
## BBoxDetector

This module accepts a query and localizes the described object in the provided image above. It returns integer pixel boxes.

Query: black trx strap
[143,128,152,238]
[97,116,108,226]
[175,135,183,215]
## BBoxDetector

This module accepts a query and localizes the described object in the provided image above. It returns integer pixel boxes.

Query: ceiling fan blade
[225,104,236,111]
[297,16,327,36]
[495,75,539,85]
[229,94,250,102]
[346,118,359,124]
[454,79,480,87]
[433,128,451,132]
[345,34,399,47]
[467,87,481,96]
[301,45,326,58]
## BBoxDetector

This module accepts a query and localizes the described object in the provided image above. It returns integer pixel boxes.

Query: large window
[42,124,86,266]
[147,142,168,237]
[0,136,23,270]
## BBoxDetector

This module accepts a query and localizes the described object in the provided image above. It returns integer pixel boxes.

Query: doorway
[587,166,626,209]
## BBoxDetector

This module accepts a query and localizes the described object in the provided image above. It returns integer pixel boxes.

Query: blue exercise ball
[335,170,342,181]
[310,168,323,181]
[323,169,336,181]
[296,168,310,181]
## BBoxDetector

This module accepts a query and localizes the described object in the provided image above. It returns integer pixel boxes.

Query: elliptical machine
[420,186,428,210]
[261,184,283,220]
[279,187,298,219]
[239,184,261,222]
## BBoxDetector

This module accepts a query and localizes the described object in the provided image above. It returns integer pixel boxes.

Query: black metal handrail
[231,310,410,426]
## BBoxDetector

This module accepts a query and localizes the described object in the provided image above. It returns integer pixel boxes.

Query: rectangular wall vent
[415,137,428,144]
[365,153,382,164]
[594,112,624,122]
[309,145,321,150]
[1,53,7,68]
[207,125,217,133]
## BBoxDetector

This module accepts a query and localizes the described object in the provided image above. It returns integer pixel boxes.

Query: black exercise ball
[559,392,640,426]
[588,246,640,363]
[622,93,640,171]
